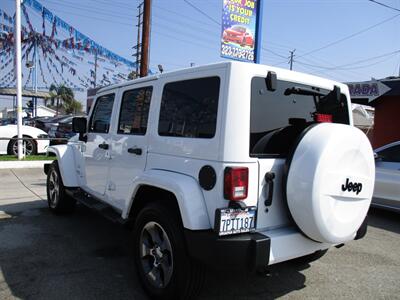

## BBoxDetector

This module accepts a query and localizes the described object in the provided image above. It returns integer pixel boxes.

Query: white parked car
[44,62,375,299]
[0,124,49,155]
[373,141,400,212]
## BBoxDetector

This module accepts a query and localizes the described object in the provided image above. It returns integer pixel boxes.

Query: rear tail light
[224,167,248,201]
[315,113,332,123]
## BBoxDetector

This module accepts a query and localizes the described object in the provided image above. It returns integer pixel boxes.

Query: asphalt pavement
[0,168,399,299]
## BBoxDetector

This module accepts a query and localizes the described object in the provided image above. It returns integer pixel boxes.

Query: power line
[297,13,400,58]
[183,0,221,26]
[35,2,220,44]
[181,0,400,72]
[367,0,400,12]
[25,4,218,53]
[42,0,135,19]
[153,3,218,29]
[296,49,400,70]
[261,47,288,59]
[296,54,367,78]
[37,7,134,27]
[152,29,215,51]
[153,16,217,37]
[87,0,135,11]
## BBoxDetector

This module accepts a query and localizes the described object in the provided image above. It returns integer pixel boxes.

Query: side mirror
[72,117,87,142]
[72,117,87,133]
[266,71,277,91]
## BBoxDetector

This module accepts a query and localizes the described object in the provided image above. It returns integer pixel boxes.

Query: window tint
[118,87,152,135]
[89,94,115,133]
[158,77,220,138]
[378,145,400,163]
[250,78,350,157]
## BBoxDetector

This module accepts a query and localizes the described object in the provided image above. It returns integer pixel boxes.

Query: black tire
[46,161,76,214]
[133,202,205,300]
[7,136,37,156]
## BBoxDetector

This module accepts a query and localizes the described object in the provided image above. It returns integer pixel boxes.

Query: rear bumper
[264,227,330,265]
[184,227,332,270]
[184,230,270,271]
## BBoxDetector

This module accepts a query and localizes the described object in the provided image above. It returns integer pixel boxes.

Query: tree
[64,99,83,114]
[48,84,75,115]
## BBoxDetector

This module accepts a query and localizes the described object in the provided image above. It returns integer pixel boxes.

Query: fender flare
[47,145,79,187]
[124,169,211,230]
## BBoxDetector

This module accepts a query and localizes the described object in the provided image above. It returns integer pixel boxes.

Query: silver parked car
[373,141,400,212]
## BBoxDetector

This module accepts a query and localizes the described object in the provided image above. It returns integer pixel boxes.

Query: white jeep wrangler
[45,62,375,299]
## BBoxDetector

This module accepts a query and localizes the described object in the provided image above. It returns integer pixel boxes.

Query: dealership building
[348,76,400,148]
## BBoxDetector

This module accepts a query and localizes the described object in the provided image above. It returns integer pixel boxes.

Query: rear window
[250,77,350,158]
[158,77,220,139]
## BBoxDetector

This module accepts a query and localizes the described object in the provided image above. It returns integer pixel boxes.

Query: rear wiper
[284,86,326,97]
[284,85,342,102]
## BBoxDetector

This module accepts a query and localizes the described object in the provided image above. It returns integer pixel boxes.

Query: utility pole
[140,0,151,77]
[34,38,38,94]
[133,2,143,77]
[289,49,296,71]
[15,0,23,159]
[33,37,38,117]
[94,50,98,87]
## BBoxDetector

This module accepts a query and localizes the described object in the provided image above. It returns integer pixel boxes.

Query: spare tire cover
[286,123,375,244]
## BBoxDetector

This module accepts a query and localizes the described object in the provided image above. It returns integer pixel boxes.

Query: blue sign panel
[221,0,259,63]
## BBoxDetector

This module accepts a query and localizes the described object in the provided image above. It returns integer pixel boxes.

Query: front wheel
[133,202,205,300]
[46,161,76,214]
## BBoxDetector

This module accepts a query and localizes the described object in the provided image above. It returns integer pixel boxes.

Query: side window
[378,145,400,163]
[118,87,153,135]
[89,94,115,133]
[158,77,220,138]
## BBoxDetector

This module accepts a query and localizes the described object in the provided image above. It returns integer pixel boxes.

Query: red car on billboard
[222,25,254,48]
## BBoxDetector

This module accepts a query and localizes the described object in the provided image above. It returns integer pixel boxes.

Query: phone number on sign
[221,45,254,61]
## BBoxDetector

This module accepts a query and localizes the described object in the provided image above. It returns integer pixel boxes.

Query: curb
[0,160,51,169]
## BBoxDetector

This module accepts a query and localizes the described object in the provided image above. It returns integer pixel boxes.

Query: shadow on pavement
[0,202,147,300]
[0,201,309,300]
[367,207,400,234]
[199,261,309,300]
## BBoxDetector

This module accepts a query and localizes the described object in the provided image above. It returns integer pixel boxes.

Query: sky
[1,0,400,107]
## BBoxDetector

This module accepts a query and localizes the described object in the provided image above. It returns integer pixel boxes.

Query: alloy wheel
[139,221,174,289]
[12,139,34,156]
[48,169,60,208]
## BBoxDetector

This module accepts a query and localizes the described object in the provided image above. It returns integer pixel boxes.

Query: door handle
[128,147,142,155]
[98,143,109,150]
[264,172,275,207]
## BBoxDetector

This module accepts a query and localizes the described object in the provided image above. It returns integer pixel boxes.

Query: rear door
[108,84,153,210]
[83,93,116,199]
[249,77,351,230]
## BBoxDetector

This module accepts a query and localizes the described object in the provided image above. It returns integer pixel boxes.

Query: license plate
[215,207,257,236]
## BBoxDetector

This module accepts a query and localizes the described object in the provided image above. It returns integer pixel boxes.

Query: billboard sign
[220,0,259,63]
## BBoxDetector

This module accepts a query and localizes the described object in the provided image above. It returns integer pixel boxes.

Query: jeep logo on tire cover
[341,178,363,195]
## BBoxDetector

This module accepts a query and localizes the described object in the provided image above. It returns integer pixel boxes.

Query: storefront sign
[220,0,259,63]
[348,80,391,102]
